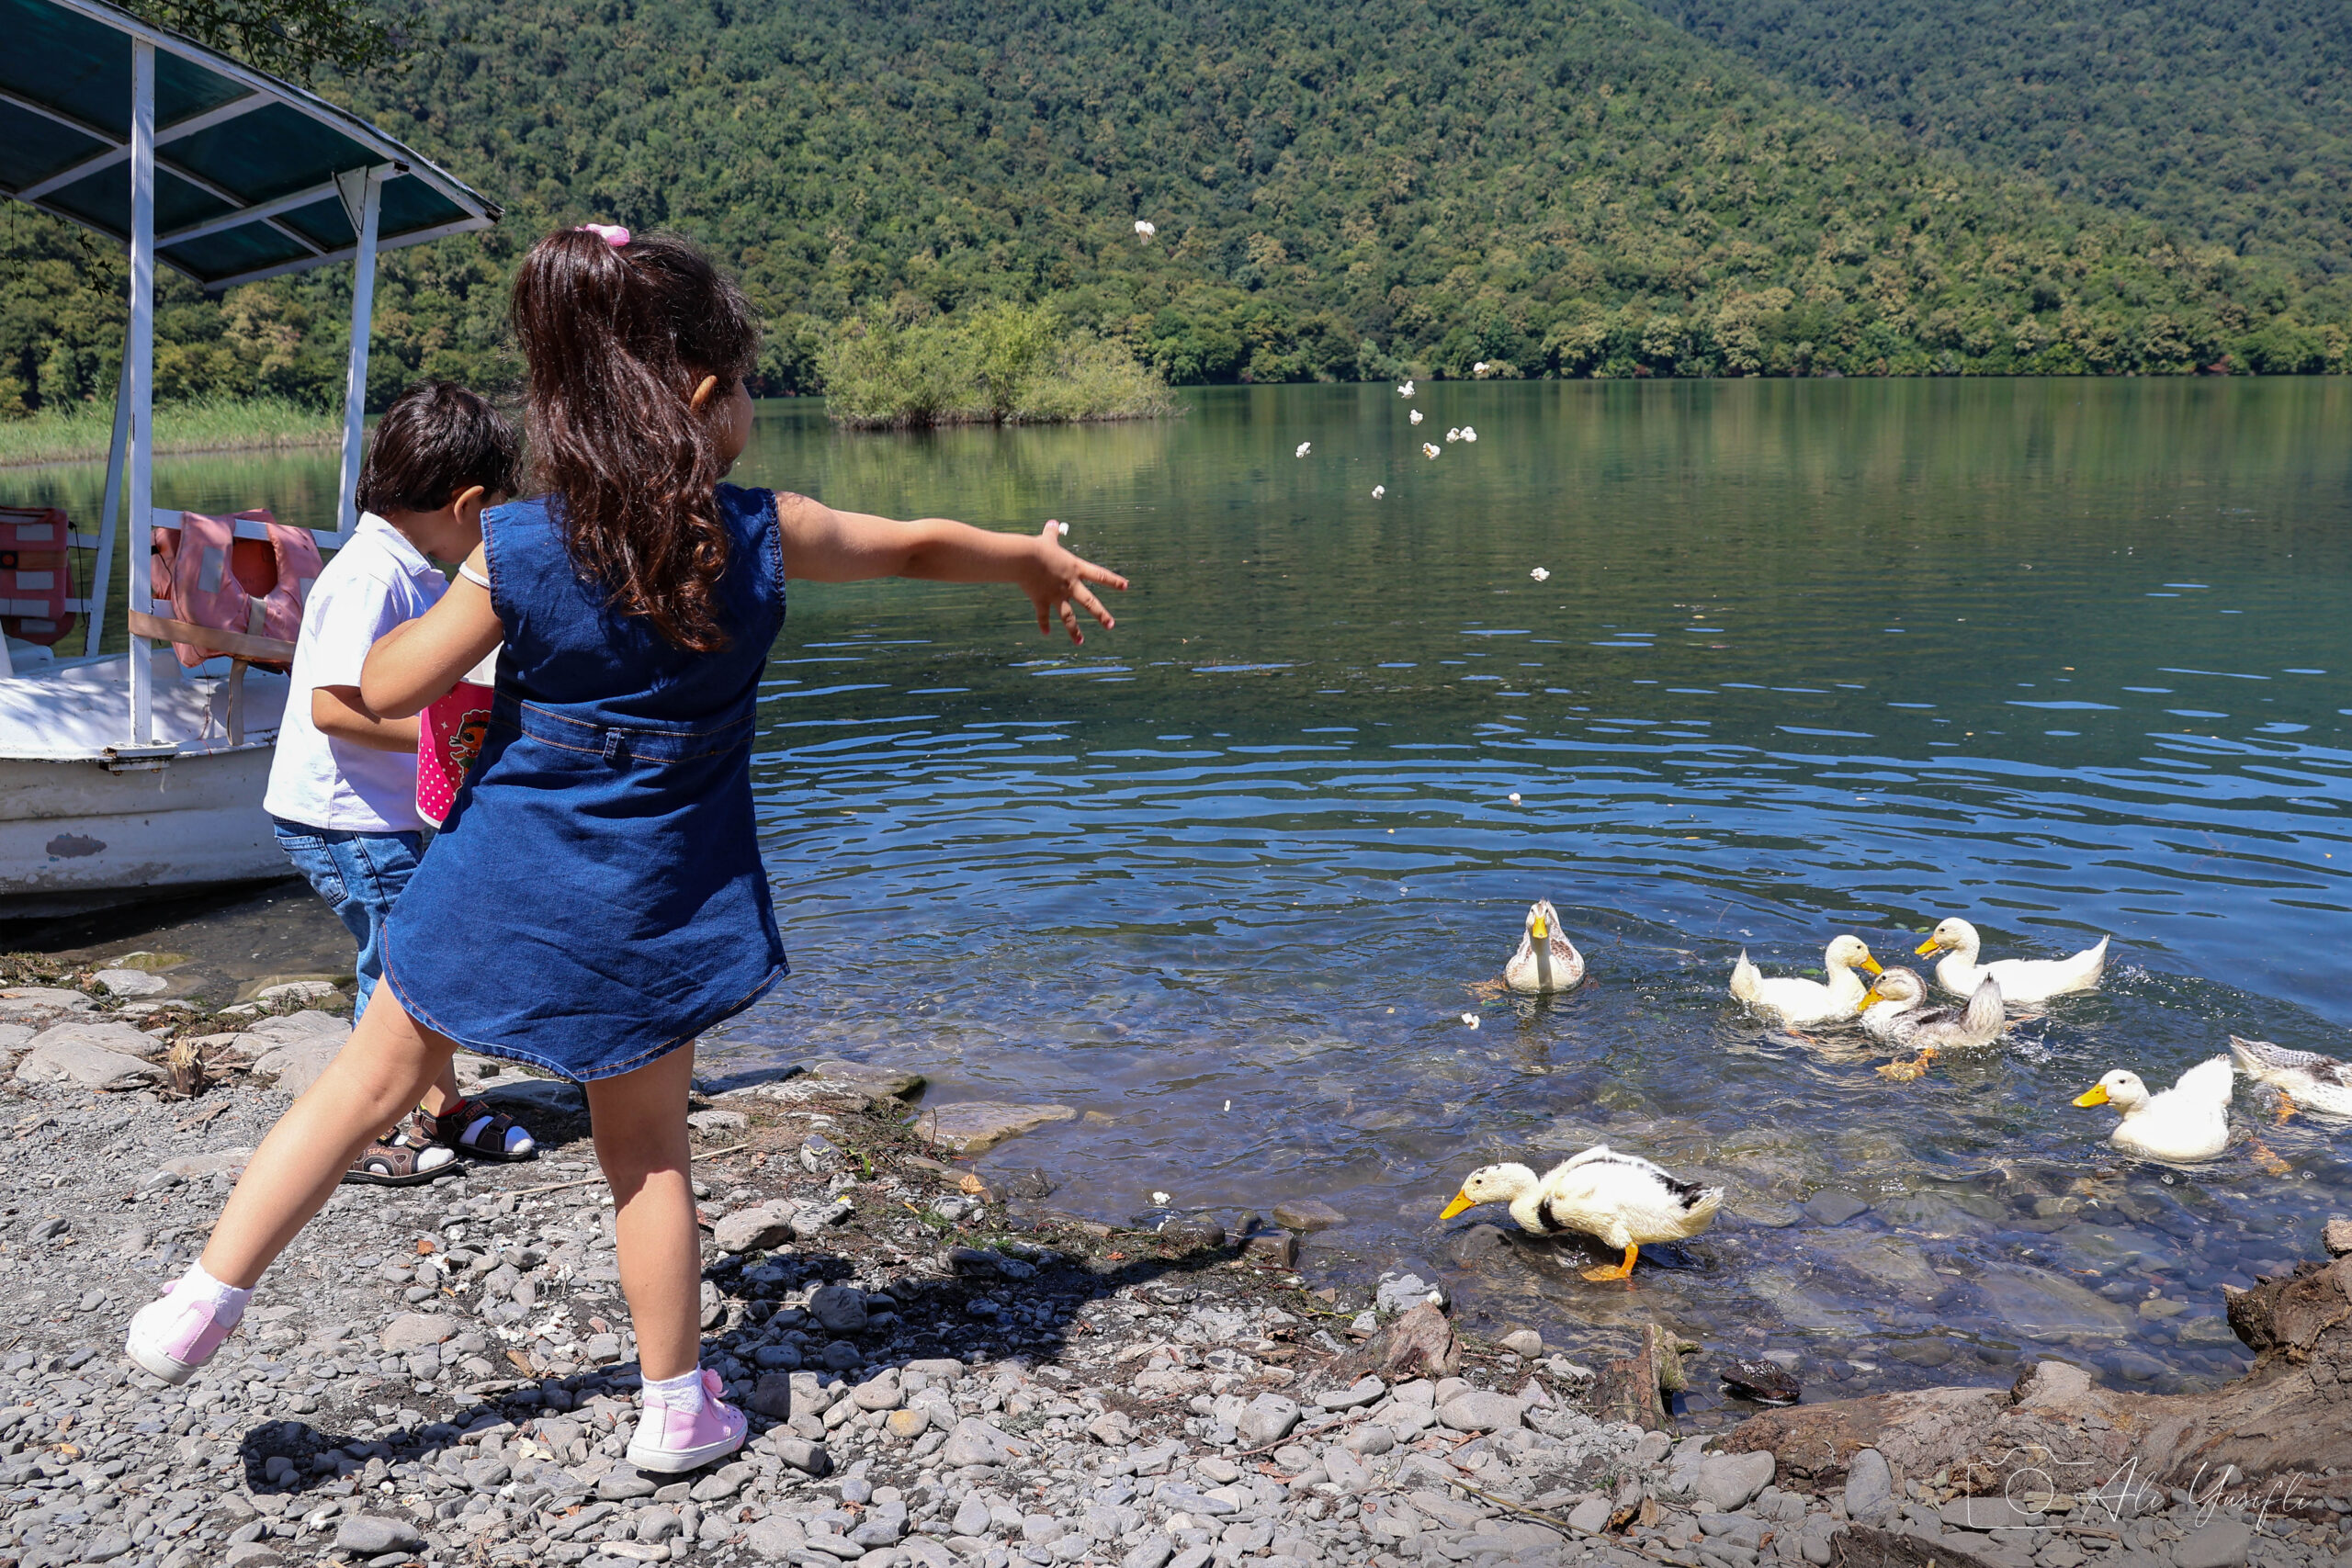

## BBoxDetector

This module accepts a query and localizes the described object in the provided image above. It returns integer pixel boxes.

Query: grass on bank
[821,303,1179,430]
[0,395,341,468]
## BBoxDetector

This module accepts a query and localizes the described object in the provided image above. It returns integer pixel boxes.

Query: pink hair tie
[579,223,630,247]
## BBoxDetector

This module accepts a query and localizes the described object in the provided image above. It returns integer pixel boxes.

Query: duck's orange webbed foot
[1581,1244,1639,1282]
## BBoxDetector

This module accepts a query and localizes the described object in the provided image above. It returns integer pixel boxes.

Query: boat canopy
[0,0,497,289]
[0,0,498,748]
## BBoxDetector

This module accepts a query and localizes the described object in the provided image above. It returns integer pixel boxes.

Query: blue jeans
[272,818,424,1021]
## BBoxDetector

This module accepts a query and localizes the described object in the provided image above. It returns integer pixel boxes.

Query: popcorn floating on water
[1530,566,1550,582]
[1446,427,1462,442]
[1372,485,1385,499]
[1509,792,1521,803]
[1295,442,1311,457]
[1134,219,1157,239]
[1409,409,1425,425]
[1461,1012,1481,1029]
[1151,1190,1170,1204]
[1398,379,1416,397]
[1422,443,1442,458]
[1461,425,1478,443]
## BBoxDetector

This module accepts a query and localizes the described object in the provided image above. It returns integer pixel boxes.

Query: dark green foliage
[8,0,2350,417]
[1638,0,2352,276]
[126,0,404,82]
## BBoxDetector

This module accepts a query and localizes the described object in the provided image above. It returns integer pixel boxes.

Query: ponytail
[510,227,760,651]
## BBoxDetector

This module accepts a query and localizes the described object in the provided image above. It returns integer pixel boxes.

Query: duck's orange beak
[1860,993,1884,1011]
[1439,1190,1476,1221]
[2074,1085,2110,1108]
[1860,953,1883,976]
[1915,936,1942,956]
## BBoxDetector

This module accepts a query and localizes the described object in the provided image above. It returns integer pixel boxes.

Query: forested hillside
[7,0,2349,419]
[1638,0,2352,275]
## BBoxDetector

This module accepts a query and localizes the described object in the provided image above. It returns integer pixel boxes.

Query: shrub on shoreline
[820,305,1178,430]
[0,395,340,469]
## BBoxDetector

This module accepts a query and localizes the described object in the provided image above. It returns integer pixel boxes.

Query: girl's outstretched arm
[361,544,503,717]
[777,496,1128,644]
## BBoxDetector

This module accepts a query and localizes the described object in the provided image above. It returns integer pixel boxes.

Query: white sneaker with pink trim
[125,1280,239,1385]
[626,1369,747,1472]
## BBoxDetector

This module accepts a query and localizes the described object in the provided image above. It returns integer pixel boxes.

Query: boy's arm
[361,546,503,719]
[311,686,420,751]
[777,497,1127,644]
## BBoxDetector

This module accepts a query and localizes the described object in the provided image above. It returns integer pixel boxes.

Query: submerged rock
[1720,1357,1801,1404]
[909,1101,1078,1153]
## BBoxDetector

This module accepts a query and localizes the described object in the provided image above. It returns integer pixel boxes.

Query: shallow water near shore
[15,378,2352,1420]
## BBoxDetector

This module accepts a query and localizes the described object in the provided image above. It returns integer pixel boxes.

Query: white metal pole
[127,38,155,744]
[83,355,130,656]
[334,167,385,541]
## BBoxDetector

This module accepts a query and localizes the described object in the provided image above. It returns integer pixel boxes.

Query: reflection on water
[727,379,2352,1416]
[8,378,2350,1417]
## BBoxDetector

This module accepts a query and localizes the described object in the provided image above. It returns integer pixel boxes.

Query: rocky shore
[3,967,2350,1568]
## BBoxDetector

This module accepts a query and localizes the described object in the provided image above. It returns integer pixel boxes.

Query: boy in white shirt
[264,381,539,1184]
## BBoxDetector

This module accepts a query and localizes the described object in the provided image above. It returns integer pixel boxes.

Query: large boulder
[808,1059,926,1099]
[710,1201,798,1255]
[1724,1228,2352,1489]
[940,1417,1025,1468]
[15,1021,160,1091]
[244,1011,354,1095]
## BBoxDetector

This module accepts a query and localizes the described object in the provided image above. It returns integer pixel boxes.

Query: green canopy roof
[0,0,498,289]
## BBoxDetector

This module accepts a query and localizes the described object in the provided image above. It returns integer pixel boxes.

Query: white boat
[0,649,288,916]
[0,0,498,913]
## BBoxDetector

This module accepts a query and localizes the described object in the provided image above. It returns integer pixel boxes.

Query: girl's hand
[1021,520,1128,644]
[361,544,502,717]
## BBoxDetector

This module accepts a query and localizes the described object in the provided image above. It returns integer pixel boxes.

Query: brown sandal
[343,1140,458,1186]
[405,1098,537,1162]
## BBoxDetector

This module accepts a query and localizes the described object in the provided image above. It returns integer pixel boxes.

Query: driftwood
[1830,1527,2002,1568]
[1591,1322,1679,1432]
[1723,1221,2352,1491]
[1343,1303,1462,1382]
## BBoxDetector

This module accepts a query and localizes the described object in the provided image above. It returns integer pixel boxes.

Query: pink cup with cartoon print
[418,680,495,827]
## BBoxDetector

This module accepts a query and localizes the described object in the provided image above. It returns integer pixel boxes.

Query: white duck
[1439,1145,1724,1281]
[1915,918,2108,1002]
[1505,899,1585,992]
[1860,966,2003,1080]
[1729,935,1881,1025]
[2229,1035,2352,1121]
[2073,1057,2233,1162]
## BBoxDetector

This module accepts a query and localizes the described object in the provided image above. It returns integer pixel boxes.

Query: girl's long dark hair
[511,228,760,651]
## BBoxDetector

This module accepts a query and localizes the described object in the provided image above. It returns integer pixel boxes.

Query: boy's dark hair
[355,381,522,517]
[510,227,761,652]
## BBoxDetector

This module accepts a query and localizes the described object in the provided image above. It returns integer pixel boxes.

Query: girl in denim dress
[128,227,1129,1472]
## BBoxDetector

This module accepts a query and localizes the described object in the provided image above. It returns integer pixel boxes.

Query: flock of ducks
[1438,902,2350,1282]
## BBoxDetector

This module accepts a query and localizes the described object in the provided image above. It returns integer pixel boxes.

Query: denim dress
[382,485,789,1080]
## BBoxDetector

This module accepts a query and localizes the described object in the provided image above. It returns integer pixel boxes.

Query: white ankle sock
[176,1262,251,1327]
[642,1368,706,1415]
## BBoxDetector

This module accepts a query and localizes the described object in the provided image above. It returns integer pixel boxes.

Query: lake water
[13,378,2352,1421]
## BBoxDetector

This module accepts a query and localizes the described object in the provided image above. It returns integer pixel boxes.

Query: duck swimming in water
[1504,899,1586,992]
[2229,1035,2352,1121]
[1440,1145,1724,1281]
[2073,1057,2233,1162]
[1729,934,1881,1025]
[1860,965,2004,1079]
[1915,918,2108,1002]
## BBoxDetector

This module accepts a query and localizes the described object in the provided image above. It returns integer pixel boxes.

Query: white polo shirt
[263,513,449,833]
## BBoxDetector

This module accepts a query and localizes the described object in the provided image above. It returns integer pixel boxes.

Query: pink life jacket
[151,509,321,670]
[0,505,77,648]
